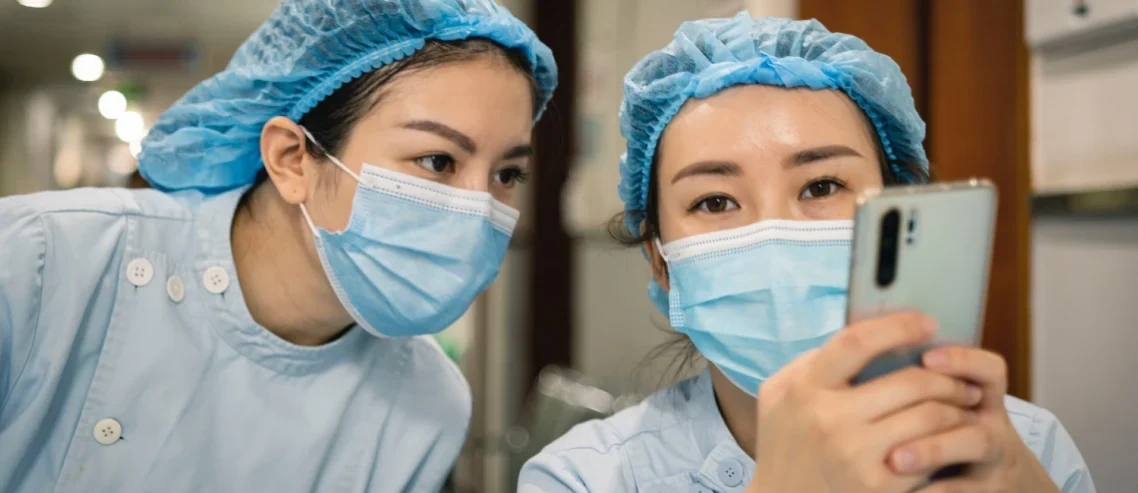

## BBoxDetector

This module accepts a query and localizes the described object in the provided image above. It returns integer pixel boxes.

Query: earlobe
[260,116,312,205]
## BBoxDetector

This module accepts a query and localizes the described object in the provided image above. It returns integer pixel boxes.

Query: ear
[261,116,315,206]
[642,221,669,291]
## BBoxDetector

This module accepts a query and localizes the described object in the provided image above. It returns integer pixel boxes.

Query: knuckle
[781,379,808,404]
[836,327,867,354]
[931,403,962,429]
[920,439,944,466]
[948,375,972,400]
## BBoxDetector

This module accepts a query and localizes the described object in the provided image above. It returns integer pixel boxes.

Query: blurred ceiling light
[129,141,142,158]
[71,54,105,82]
[115,111,145,143]
[17,0,52,8]
[98,91,127,120]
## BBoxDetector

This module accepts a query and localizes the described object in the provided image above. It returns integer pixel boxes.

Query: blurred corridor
[0,0,1135,492]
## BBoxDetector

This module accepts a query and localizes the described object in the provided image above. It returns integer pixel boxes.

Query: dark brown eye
[800,179,843,200]
[414,154,455,174]
[694,195,739,213]
[494,167,531,187]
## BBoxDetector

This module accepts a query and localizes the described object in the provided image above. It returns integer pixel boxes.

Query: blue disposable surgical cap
[139,0,558,193]
[618,13,928,232]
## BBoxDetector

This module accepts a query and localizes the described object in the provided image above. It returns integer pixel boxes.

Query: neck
[709,365,759,458]
[230,184,354,346]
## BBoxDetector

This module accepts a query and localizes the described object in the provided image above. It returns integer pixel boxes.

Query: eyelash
[687,194,739,214]
[496,167,531,187]
[684,176,849,213]
[799,176,849,200]
[414,154,455,174]
[414,154,531,190]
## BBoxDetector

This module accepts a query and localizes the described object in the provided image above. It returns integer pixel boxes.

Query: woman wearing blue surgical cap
[519,14,1093,493]
[0,1,556,491]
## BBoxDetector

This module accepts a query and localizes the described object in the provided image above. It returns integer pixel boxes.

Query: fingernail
[924,349,948,367]
[893,448,917,472]
[967,384,983,403]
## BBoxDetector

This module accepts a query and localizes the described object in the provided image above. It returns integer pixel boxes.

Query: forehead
[367,58,534,132]
[656,85,879,172]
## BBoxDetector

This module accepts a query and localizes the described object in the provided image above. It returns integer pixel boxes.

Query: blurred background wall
[0,1,1134,492]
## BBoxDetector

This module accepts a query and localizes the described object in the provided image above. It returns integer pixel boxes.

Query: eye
[689,195,739,214]
[494,167,531,188]
[799,178,847,200]
[414,154,455,174]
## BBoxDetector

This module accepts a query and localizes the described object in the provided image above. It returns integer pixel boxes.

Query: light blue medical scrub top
[0,186,471,493]
[519,370,1096,493]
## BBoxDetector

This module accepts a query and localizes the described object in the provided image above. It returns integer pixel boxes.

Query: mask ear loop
[298,126,363,183]
[296,125,363,237]
[654,236,670,264]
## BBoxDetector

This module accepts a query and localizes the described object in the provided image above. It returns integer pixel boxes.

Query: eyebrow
[671,160,743,184]
[502,145,534,160]
[787,145,864,166]
[401,120,477,154]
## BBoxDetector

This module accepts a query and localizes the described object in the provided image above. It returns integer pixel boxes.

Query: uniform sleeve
[1032,408,1097,493]
[0,197,47,414]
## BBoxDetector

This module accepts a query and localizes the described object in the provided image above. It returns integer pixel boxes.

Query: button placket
[125,258,154,287]
[166,275,185,303]
[202,266,230,295]
[93,418,122,445]
[716,458,745,487]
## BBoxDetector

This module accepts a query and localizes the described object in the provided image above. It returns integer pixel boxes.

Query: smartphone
[847,179,998,385]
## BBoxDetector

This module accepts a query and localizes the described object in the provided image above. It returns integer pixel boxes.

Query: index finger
[809,311,937,387]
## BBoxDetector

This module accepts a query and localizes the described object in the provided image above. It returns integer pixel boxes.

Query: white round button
[717,458,745,487]
[125,258,153,287]
[166,275,185,303]
[93,418,122,445]
[202,267,230,294]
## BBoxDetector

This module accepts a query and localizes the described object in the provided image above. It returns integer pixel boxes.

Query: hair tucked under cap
[139,0,557,194]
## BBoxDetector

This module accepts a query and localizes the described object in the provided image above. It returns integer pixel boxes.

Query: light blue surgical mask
[299,128,518,338]
[655,219,853,395]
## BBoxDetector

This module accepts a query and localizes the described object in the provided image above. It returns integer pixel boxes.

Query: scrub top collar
[690,370,756,489]
[639,370,756,490]
[192,186,368,376]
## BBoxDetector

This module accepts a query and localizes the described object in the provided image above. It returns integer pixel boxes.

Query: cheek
[802,194,859,220]
[490,187,519,209]
[657,202,729,243]
[314,167,360,232]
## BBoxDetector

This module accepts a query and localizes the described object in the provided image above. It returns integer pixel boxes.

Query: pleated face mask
[299,128,517,338]
[657,219,853,395]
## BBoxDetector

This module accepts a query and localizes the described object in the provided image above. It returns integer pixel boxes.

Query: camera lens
[876,209,901,288]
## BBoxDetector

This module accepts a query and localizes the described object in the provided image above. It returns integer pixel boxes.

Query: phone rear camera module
[876,209,901,288]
